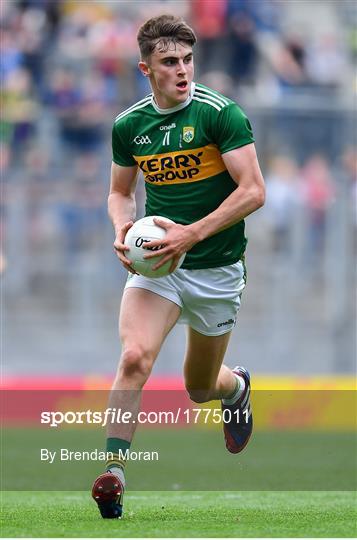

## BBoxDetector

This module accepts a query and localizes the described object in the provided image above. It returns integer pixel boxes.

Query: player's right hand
[113,221,138,274]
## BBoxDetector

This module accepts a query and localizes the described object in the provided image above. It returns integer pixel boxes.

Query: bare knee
[185,383,212,404]
[118,345,154,385]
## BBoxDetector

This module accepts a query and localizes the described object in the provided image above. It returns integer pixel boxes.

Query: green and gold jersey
[112,82,254,269]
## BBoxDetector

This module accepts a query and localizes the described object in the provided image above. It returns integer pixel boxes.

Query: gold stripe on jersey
[134,144,226,185]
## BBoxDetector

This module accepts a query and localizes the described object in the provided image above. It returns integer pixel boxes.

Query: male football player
[92,14,265,518]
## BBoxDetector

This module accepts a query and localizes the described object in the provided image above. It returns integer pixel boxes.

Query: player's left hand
[143,217,199,272]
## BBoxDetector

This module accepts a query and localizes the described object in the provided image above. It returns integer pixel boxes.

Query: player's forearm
[108,192,136,236]
[189,184,265,243]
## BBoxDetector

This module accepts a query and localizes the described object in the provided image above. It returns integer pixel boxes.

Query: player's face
[140,42,194,109]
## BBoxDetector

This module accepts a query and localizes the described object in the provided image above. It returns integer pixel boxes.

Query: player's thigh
[184,326,232,390]
[119,287,181,359]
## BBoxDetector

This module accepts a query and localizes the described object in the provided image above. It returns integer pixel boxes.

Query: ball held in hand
[124,216,186,278]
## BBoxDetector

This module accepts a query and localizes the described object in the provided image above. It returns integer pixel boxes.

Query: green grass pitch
[1,490,356,537]
[2,427,356,536]
[3,428,356,491]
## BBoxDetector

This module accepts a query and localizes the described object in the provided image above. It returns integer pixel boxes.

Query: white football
[124,216,186,278]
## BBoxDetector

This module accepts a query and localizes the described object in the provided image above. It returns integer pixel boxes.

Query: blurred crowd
[1,0,356,286]
[263,149,356,261]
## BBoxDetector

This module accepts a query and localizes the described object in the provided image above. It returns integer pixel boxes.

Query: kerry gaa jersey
[112,82,254,270]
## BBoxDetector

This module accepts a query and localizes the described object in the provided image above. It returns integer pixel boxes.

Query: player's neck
[151,82,195,114]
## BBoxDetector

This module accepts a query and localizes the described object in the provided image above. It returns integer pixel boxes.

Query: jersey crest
[183,126,195,143]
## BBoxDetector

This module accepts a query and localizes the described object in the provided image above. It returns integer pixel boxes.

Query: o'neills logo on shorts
[134,144,226,185]
[217,318,235,328]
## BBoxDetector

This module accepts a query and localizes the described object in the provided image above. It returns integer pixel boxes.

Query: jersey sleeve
[112,121,137,167]
[214,103,255,154]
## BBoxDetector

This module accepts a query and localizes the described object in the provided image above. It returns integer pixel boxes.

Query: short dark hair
[137,15,196,61]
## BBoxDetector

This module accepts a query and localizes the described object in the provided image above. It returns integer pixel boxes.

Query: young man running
[92,14,265,518]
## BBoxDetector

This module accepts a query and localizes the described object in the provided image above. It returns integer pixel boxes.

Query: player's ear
[138,61,151,77]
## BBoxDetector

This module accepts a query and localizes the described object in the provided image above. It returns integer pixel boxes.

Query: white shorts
[124,260,246,336]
